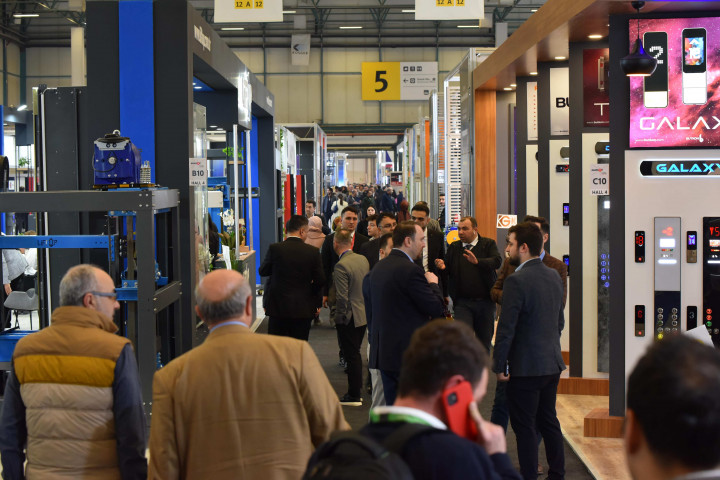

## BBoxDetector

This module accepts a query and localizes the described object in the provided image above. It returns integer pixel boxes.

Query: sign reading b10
[362,62,438,101]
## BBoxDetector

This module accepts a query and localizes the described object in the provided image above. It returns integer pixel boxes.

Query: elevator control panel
[563,203,570,226]
[703,217,720,346]
[635,231,645,263]
[687,231,698,263]
[635,305,645,337]
[655,217,682,340]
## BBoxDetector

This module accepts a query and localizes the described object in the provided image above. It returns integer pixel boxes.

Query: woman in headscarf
[305,215,326,249]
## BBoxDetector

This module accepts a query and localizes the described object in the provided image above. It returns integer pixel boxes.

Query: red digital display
[636,236,644,246]
[709,226,720,237]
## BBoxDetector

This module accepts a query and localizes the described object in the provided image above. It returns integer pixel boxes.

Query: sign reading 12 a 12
[361,62,438,101]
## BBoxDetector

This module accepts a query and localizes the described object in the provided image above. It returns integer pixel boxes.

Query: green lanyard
[369,410,433,426]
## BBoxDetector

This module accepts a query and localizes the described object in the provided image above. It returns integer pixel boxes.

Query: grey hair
[195,276,252,324]
[59,264,101,306]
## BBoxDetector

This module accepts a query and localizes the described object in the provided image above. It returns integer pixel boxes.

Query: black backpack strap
[381,423,436,455]
[321,430,389,458]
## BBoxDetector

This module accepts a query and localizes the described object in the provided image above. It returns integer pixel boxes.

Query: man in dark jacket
[435,216,502,352]
[259,215,325,340]
[367,221,445,404]
[360,320,521,480]
[492,222,565,480]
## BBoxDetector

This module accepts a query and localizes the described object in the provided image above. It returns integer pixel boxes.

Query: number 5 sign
[362,62,401,100]
[362,62,438,101]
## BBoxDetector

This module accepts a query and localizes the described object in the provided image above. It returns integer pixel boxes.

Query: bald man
[148,269,348,480]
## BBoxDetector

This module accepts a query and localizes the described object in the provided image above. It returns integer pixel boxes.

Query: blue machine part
[0,330,33,363]
[93,130,142,186]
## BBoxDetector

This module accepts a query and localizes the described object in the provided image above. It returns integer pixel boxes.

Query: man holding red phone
[360,320,521,480]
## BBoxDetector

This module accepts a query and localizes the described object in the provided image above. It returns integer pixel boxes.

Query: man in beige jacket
[148,269,349,480]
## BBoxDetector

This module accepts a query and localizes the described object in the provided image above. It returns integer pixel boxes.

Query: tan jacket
[148,324,349,480]
[12,306,131,480]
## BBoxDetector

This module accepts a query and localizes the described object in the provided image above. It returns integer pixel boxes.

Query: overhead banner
[291,34,310,66]
[583,49,610,127]
[630,17,720,148]
[527,81,538,141]
[214,0,283,23]
[361,62,438,101]
[415,0,483,20]
[549,67,570,135]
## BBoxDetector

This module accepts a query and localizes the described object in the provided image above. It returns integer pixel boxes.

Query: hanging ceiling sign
[361,62,438,101]
[415,0,483,20]
[214,0,283,23]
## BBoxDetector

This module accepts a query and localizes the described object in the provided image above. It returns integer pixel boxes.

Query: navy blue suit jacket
[492,258,566,377]
[367,249,446,373]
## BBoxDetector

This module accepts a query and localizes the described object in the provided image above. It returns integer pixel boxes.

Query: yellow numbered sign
[362,62,401,101]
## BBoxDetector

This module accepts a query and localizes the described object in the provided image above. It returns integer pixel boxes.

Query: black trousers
[507,373,565,480]
[336,322,366,398]
[268,317,312,341]
[453,297,495,353]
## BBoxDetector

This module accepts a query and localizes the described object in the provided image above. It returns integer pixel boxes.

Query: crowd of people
[0,184,718,480]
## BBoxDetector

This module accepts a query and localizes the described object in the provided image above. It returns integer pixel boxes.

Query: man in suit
[148,269,348,480]
[321,188,335,222]
[321,206,369,317]
[490,215,568,435]
[305,199,330,235]
[624,335,720,480]
[410,203,446,294]
[438,193,446,230]
[333,228,370,406]
[259,215,325,341]
[363,232,394,410]
[435,216,502,352]
[361,212,396,270]
[492,222,566,480]
[367,221,446,405]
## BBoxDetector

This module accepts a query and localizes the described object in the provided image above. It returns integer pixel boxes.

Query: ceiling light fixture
[457,25,480,28]
[194,86,202,90]
[620,1,657,77]
[510,83,517,87]
[221,27,245,31]
[503,87,513,91]
[555,56,566,60]
[588,34,603,39]
[401,9,415,13]
[13,13,39,17]
[531,9,537,12]
[529,71,538,76]
[282,10,296,13]
[17,105,27,111]
[340,26,363,29]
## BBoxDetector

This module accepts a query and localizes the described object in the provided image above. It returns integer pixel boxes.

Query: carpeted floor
[257,312,594,478]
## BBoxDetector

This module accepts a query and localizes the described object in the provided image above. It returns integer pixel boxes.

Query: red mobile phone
[442,380,479,440]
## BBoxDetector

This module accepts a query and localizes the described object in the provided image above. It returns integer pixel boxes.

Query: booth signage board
[189,158,207,186]
[590,164,609,195]
[583,49,610,127]
[361,62,438,101]
[291,34,310,66]
[214,0,283,22]
[549,68,569,135]
[639,160,720,176]
[496,214,517,228]
[630,17,720,148]
[527,82,538,141]
[415,0,483,20]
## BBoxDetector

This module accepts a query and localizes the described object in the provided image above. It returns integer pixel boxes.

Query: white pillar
[71,27,86,86]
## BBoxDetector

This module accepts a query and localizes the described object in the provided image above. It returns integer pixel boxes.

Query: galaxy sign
[630,17,720,148]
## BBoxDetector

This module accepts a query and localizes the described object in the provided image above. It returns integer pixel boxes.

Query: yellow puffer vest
[12,306,130,480]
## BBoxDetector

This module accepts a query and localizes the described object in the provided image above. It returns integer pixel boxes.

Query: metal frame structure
[0,189,181,412]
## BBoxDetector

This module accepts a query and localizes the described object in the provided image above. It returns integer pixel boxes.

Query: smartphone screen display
[683,28,707,73]
[644,32,668,93]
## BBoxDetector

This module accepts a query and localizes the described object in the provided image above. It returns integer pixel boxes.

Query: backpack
[303,423,434,480]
